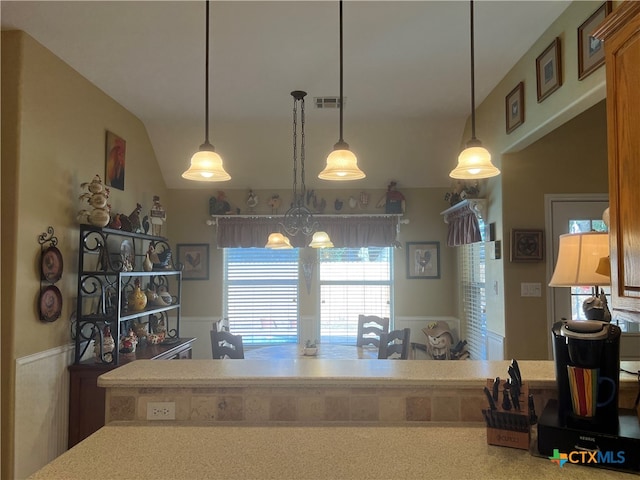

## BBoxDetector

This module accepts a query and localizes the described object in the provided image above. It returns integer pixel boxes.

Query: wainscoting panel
[486,330,505,360]
[14,344,73,479]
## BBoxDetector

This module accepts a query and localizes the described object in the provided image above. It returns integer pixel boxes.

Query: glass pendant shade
[265,233,293,249]
[319,142,365,181]
[182,144,231,181]
[308,231,334,249]
[450,141,500,179]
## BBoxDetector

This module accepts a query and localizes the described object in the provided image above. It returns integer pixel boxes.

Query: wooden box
[484,378,531,450]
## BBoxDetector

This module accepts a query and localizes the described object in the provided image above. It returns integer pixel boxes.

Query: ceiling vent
[314,97,345,109]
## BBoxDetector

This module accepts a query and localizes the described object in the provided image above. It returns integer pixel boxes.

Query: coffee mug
[567,366,616,417]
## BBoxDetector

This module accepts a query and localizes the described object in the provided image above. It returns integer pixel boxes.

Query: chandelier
[449,0,500,180]
[265,91,333,249]
[182,0,231,182]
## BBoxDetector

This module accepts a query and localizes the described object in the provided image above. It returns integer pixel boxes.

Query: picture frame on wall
[578,1,612,80]
[177,243,209,280]
[105,130,126,191]
[510,229,544,262]
[505,82,525,134]
[536,38,562,103]
[406,241,440,279]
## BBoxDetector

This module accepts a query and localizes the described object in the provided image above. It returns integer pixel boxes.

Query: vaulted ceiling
[1,1,571,189]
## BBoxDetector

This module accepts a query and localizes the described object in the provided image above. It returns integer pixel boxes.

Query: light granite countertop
[29,424,638,479]
[97,359,640,389]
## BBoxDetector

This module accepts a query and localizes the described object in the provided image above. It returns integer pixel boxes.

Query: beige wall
[464,1,611,359]
[1,31,168,478]
[167,186,454,323]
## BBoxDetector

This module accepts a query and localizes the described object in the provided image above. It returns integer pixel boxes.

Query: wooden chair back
[357,315,390,347]
[210,329,244,359]
[378,328,411,360]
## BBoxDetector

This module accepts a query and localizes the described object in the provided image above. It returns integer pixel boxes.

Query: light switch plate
[521,282,542,297]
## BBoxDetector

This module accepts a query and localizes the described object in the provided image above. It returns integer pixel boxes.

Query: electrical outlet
[146,402,175,420]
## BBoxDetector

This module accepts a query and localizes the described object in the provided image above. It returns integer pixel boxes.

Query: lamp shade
[308,231,334,249]
[319,144,366,181]
[449,144,500,179]
[548,232,610,287]
[265,233,293,249]
[182,147,231,181]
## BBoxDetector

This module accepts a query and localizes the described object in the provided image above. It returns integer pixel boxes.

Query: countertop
[97,359,640,389]
[29,424,638,479]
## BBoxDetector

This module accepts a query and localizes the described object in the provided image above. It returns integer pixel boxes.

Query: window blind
[319,247,392,344]
[459,229,487,360]
[224,248,299,345]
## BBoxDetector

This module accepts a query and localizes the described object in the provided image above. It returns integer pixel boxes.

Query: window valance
[213,215,400,249]
[441,199,485,247]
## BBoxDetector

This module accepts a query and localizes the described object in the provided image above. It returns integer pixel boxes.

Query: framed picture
[505,82,525,134]
[510,229,544,262]
[406,241,440,279]
[177,243,209,280]
[578,2,612,80]
[536,38,562,103]
[105,130,126,190]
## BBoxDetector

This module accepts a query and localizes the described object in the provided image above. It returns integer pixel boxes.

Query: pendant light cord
[339,0,344,143]
[204,0,210,146]
[469,0,477,142]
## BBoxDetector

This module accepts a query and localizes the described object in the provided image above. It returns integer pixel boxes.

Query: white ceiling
[1,0,571,190]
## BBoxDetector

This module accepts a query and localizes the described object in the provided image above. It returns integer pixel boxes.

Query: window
[319,247,393,344]
[459,221,486,360]
[224,248,299,345]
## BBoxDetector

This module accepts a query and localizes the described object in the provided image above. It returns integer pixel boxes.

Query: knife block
[484,378,530,450]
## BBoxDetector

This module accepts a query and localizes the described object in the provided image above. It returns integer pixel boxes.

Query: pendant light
[265,91,333,249]
[182,0,231,182]
[318,0,365,181]
[449,1,500,180]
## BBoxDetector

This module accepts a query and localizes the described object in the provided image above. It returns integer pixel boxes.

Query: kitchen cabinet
[69,224,195,447]
[594,2,640,319]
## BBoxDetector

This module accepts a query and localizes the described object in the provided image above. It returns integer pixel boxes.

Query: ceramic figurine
[119,328,138,354]
[78,174,111,227]
[143,246,154,272]
[94,325,115,363]
[376,181,405,214]
[246,189,258,212]
[127,278,147,312]
[150,195,166,236]
[127,203,142,233]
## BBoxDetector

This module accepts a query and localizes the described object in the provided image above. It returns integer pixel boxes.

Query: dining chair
[357,315,390,347]
[210,329,245,359]
[378,328,411,360]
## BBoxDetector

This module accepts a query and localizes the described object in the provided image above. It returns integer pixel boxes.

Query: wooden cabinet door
[595,2,640,315]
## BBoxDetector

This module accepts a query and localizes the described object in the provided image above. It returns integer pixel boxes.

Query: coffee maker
[551,319,621,429]
[538,319,640,472]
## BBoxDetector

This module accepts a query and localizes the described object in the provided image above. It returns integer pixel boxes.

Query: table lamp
[548,231,611,322]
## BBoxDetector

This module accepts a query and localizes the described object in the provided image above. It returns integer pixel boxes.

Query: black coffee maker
[551,319,621,430]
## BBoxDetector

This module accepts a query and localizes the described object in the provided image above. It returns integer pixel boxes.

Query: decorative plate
[41,245,63,283]
[39,285,62,322]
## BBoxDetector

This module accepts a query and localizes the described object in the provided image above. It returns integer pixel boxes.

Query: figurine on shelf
[78,174,111,227]
[143,245,154,272]
[119,328,138,354]
[127,203,142,233]
[376,181,405,214]
[209,191,231,216]
[150,195,166,236]
[93,325,115,363]
[247,189,258,213]
[148,243,172,270]
[267,194,281,214]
